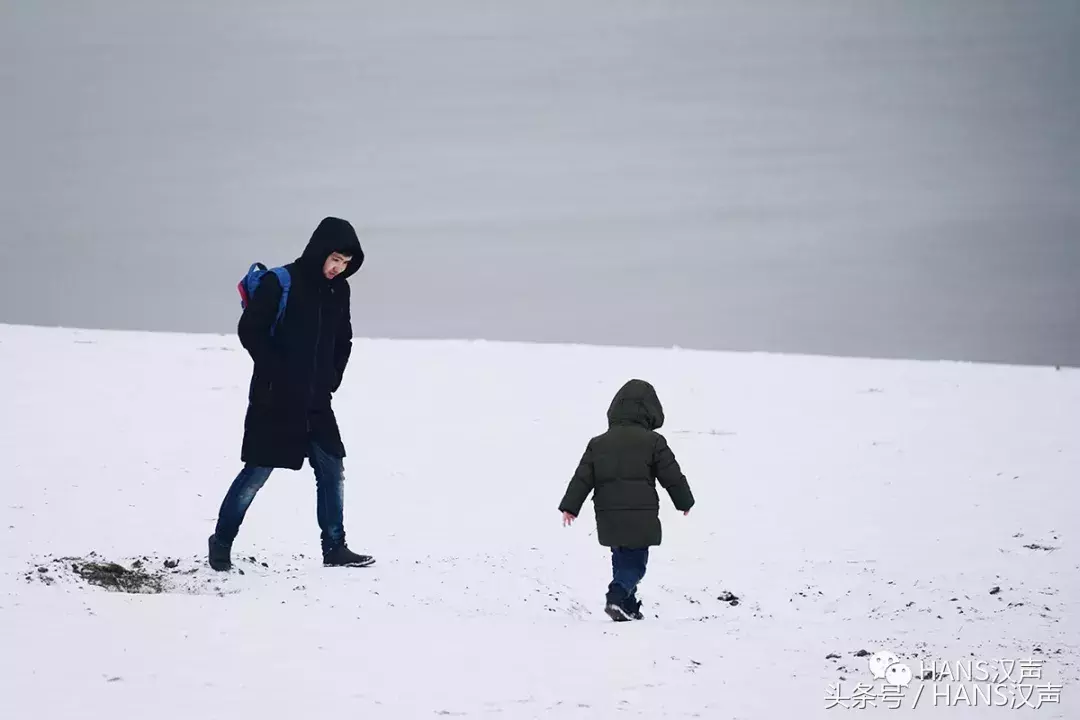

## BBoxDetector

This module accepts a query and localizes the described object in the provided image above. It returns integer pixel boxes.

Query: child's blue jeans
[608,547,649,602]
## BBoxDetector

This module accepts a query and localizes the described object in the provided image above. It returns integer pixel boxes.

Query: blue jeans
[214,440,346,553]
[608,547,649,602]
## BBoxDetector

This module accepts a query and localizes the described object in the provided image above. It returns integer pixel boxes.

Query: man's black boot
[208,534,232,572]
[323,544,375,568]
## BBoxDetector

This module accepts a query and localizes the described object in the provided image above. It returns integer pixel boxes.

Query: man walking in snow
[558,379,694,621]
[208,216,374,570]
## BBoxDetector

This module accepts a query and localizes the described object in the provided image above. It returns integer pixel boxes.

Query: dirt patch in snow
[71,559,168,593]
[24,552,226,595]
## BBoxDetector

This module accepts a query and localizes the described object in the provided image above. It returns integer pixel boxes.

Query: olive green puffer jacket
[558,379,695,547]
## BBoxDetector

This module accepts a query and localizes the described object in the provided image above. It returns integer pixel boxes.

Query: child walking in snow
[558,379,695,621]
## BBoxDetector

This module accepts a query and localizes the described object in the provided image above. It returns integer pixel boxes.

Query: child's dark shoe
[604,601,632,622]
[604,588,644,621]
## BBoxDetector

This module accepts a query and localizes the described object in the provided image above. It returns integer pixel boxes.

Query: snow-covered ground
[1,323,1077,718]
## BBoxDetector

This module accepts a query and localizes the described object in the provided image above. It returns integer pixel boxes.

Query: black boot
[623,595,645,620]
[604,587,632,621]
[323,544,375,568]
[208,534,232,571]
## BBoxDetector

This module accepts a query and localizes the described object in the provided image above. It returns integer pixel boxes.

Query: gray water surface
[2,1,1078,366]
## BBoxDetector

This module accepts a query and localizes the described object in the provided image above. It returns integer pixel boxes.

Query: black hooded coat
[558,379,695,548]
[238,217,364,470]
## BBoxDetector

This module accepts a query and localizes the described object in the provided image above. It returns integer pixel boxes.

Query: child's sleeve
[558,441,596,516]
[652,434,695,512]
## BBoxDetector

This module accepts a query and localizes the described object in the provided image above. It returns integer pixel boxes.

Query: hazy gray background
[2,0,1078,366]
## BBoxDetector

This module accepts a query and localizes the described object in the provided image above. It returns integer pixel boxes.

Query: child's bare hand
[562,511,576,526]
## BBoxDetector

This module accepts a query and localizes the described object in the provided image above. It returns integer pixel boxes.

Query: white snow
[1,323,1077,718]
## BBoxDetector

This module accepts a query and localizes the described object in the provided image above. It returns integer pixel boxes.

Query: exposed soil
[25,553,197,595]
[71,560,167,594]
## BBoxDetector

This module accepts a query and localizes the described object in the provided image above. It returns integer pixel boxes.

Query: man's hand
[562,511,576,526]
[683,510,690,516]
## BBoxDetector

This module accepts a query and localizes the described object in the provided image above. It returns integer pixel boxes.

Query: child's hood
[606,379,665,430]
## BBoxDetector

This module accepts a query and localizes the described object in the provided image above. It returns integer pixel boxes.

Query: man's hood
[297,216,365,281]
[606,379,665,430]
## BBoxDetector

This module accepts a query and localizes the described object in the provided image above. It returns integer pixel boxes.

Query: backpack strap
[269,266,292,336]
[238,262,269,309]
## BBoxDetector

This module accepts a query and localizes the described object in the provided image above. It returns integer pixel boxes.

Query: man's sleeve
[332,283,353,392]
[238,272,283,378]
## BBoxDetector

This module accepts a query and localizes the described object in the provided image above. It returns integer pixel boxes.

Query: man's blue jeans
[214,440,346,553]
[608,547,649,602]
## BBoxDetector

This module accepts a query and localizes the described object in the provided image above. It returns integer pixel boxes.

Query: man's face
[323,252,352,280]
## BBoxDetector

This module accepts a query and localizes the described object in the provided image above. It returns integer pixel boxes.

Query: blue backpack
[237,262,292,336]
